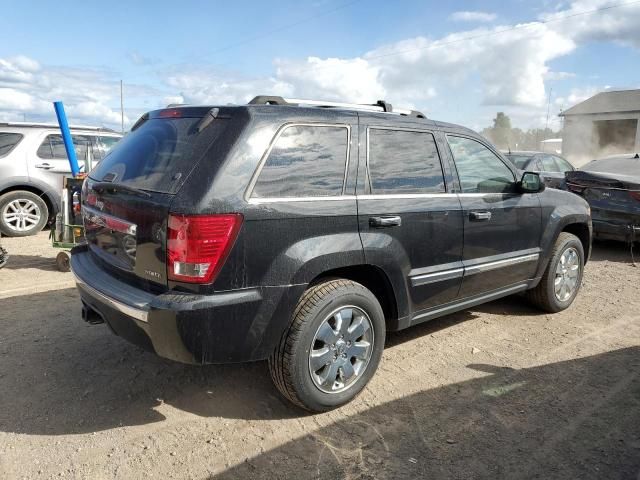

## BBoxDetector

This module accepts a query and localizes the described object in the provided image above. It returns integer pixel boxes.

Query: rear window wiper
[92,181,152,198]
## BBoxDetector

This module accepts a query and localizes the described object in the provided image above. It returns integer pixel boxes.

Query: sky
[1,0,639,132]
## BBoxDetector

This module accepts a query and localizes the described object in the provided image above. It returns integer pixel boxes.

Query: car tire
[0,190,49,237]
[269,279,386,412]
[527,232,584,313]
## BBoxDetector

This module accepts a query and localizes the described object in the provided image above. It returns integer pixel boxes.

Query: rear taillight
[630,191,640,202]
[167,214,242,284]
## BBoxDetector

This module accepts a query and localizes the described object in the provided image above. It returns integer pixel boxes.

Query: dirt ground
[0,232,638,479]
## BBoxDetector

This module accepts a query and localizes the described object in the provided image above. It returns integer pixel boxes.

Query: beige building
[560,89,640,166]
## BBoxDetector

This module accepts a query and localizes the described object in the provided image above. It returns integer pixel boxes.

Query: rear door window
[251,125,349,198]
[36,134,93,161]
[0,133,23,157]
[367,128,445,194]
[90,116,227,194]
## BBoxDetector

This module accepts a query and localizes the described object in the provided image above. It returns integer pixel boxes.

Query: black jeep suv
[71,96,592,412]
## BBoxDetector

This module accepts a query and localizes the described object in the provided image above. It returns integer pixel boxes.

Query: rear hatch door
[83,107,229,289]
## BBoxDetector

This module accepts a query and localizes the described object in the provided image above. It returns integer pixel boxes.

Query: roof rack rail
[247,95,426,119]
[0,121,117,132]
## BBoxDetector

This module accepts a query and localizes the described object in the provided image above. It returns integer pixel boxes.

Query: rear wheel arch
[309,264,404,330]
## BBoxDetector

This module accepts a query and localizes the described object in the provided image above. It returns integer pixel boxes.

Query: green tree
[481,113,562,151]
[482,112,514,150]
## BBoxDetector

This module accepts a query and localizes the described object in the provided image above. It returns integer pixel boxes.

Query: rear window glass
[368,129,445,194]
[0,132,24,157]
[252,125,349,198]
[505,154,532,169]
[90,117,225,194]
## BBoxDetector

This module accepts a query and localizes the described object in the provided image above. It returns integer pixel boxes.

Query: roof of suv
[146,95,479,138]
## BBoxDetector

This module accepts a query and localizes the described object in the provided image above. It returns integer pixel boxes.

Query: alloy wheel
[554,247,580,302]
[2,199,41,233]
[308,305,374,394]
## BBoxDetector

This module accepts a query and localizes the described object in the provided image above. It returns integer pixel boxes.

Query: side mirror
[519,171,545,193]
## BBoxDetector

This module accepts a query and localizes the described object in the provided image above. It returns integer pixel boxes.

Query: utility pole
[543,87,552,152]
[120,80,124,133]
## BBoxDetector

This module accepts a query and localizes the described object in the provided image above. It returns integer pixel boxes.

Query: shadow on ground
[591,239,637,265]
[1,290,639,480]
[2,254,59,271]
[213,347,640,480]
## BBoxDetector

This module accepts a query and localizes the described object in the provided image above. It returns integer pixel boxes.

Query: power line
[206,0,363,57]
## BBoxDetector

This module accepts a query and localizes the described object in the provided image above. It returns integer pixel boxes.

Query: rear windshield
[505,154,533,169]
[89,116,226,194]
[0,132,24,157]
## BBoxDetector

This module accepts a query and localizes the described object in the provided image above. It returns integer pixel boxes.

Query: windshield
[89,117,226,194]
[505,154,533,169]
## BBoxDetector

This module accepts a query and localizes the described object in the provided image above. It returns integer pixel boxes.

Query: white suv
[0,123,122,236]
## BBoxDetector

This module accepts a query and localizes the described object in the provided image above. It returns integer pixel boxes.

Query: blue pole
[53,101,80,177]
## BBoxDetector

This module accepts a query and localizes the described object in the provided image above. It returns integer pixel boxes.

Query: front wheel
[527,232,585,312]
[269,279,386,412]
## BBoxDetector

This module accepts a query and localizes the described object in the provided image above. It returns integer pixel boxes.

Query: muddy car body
[71,97,592,411]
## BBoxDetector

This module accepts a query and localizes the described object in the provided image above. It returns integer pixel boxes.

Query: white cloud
[2,0,640,129]
[450,11,497,23]
[0,55,159,127]
[258,22,573,111]
[164,66,293,105]
[545,71,576,80]
[541,0,640,49]
[274,56,385,102]
[554,86,600,111]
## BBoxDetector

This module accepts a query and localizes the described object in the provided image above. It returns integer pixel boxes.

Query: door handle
[35,163,53,170]
[469,211,492,221]
[369,216,402,228]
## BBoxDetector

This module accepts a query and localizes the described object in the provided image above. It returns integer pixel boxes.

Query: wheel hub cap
[308,306,374,394]
[2,199,41,232]
[554,247,580,302]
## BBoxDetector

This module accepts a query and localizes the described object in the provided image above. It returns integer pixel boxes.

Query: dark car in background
[566,153,640,243]
[504,150,575,189]
[71,96,591,412]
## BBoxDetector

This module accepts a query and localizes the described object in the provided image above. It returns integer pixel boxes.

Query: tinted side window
[252,125,349,198]
[0,133,23,157]
[447,136,515,193]
[37,134,93,161]
[368,129,445,194]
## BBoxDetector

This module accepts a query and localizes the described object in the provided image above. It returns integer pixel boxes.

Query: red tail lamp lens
[167,214,243,284]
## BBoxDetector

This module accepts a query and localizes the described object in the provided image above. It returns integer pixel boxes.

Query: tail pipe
[82,303,105,325]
